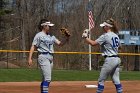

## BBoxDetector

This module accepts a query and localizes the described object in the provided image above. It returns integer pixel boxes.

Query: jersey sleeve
[95,34,106,45]
[52,36,59,44]
[32,34,40,47]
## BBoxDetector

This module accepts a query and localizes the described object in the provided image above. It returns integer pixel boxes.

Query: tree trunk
[134,45,140,71]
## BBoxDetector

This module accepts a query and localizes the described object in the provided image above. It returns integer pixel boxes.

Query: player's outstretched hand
[82,29,89,38]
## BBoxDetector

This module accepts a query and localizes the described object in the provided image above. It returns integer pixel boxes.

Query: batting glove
[82,29,89,38]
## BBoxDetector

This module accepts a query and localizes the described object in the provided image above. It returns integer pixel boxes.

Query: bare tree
[0,0,140,70]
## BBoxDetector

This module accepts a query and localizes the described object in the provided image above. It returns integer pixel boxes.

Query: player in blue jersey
[82,18,123,93]
[28,19,69,93]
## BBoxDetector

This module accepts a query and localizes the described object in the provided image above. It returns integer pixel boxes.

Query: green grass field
[0,69,140,82]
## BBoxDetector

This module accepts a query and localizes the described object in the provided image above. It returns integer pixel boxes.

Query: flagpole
[89,27,92,71]
[88,0,92,71]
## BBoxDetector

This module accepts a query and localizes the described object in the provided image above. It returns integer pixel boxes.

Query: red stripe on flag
[88,11,95,30]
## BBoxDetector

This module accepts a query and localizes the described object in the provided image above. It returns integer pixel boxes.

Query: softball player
[82,18,123,93]
[28,19,69,93]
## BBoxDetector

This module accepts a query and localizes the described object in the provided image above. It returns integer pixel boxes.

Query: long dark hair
[105,18,119,33]
[38,19,49,31]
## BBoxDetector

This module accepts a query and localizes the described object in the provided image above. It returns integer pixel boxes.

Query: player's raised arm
[55,37,69,46]
[82,29,98,46]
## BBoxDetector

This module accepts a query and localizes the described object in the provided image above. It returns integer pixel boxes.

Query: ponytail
[105,18,119,33]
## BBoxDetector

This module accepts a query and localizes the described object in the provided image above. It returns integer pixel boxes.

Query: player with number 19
[82,18,123,93]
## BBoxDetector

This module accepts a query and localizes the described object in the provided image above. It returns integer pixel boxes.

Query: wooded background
[0,0,140,70]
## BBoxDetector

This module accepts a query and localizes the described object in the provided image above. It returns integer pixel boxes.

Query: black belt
[39,52,53,55]
[104,55,119,58]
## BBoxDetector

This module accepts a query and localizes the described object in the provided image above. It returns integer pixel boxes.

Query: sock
[41,81,50,93]
[96,84,104,93]
[115,84,123,93]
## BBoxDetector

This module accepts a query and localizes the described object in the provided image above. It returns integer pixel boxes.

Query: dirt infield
[0,81,140,93]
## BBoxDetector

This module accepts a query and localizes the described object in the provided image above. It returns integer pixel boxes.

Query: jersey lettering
[45,40,53,50]
[111,37,119,48]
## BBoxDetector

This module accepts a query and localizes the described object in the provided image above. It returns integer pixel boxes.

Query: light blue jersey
[95,31,122,93]
[32,31,58,82]
[95,32,120,56]
[32,31,58,53]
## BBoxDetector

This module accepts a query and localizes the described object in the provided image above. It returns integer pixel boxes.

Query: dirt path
[0,81,140,93]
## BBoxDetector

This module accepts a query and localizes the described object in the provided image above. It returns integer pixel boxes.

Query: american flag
[88,1,95,30]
